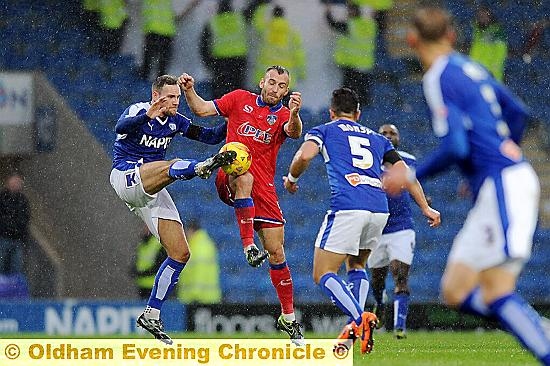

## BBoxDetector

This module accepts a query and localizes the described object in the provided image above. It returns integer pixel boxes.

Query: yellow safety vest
[334,17,377,71]
[178,230,221,304]
[255,17,306,87]
[210,12,247,58]
[100,0,128,30]
[252,3,270,32]
[142,0,176,37]
[469,24,507,81]
[83,0,100,12]
[135,236,163,289]
[352,0,393,10]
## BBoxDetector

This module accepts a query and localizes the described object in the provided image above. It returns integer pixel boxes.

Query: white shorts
[367,229,415,268]
[110,167,182,238]
[448,163,539,272]
[314,210,389,256]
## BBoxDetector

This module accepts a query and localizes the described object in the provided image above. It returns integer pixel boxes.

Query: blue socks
[147,257,186,310]
[460,287,492,318]
[489,293,550,363]
[319,273,363,325]
[346,269,369,323]
[169,159,197,180]
[394,291,410,331]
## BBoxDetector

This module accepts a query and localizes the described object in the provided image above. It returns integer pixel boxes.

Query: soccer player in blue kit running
[384,7,550,364]
[109,75,235,344]
[284,88,439,354]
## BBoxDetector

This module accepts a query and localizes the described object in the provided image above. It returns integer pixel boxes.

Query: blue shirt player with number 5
[383,7,550,364]
[283,88,439,354]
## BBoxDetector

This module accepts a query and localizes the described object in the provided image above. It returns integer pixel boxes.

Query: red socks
[270,263,294,315]
[234,198,255,248]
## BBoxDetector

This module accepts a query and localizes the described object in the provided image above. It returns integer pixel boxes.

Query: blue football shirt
[112,102,192,170]
[383,150,416,234]
[418,52,529,197]
[305,119,395,213]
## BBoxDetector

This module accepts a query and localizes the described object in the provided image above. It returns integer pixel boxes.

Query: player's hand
[283,176,299,194]
[422,207,441,228]
[288,92,302,115]
[178,73,195,91]
[146,96,169,119]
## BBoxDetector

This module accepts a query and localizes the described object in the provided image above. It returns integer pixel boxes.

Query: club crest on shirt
[169,123,176,131]
[266,114,277,125]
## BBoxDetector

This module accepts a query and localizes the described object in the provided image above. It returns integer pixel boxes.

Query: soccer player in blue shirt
[368,124,436,339]
[384,7,550,364]
[109,75,235,344]
[284,88,439,354]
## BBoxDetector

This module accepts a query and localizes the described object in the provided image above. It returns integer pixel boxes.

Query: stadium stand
[1,0,549,306]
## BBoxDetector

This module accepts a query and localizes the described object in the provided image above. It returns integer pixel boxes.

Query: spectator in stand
[326,2,377,107]
[351,0,393,42]
[200,0,248,98]
[140,0,177,79]
[132,225,165,299]
[254,6,306,90]
[177,220,221,304]
[467,6,507,82]
[0,174,30,275]
[98,0,129,59]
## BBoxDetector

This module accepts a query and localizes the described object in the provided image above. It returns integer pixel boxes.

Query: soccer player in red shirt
[179,66,304,345]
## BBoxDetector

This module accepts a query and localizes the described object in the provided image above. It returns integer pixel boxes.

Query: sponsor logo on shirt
[243,105,253,113]
[237,122,272,144]
[345,173,382,188]
[139,134,172,149]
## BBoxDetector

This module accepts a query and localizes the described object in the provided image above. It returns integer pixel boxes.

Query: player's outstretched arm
[284,140,319,194]
[407,178,441,228]
[178,73,217,117]
[284,92,303,139]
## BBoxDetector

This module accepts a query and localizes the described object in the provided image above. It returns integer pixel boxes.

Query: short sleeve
[214,90,243,117]
[304,125,325,150]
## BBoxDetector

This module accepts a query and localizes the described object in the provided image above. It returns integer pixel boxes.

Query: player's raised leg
[225,172,269,266]
[258,226,303,345]
[137,218,189,345]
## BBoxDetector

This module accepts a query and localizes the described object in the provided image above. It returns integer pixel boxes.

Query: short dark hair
[331,88,360,115]
[152,75,178,92]
[412,6,453,42]
[265,65,290,77]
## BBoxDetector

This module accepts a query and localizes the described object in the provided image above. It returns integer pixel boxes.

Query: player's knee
[394,274,409,289]
[234,172,254,193]
[169,247,190,263]
[268,245,285,263]
[441,284,462,307]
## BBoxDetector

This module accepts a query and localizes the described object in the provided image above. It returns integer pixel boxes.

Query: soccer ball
[219,142,252,176]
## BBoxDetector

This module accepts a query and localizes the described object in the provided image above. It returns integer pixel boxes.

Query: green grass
[2,330,539,365]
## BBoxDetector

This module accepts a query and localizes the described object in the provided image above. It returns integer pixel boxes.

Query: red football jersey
[214,89,290,187]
